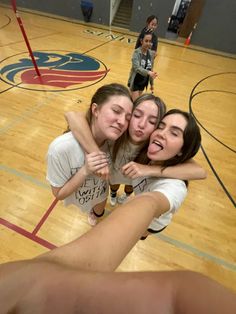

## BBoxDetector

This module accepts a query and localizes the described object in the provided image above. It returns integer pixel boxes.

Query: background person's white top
[47,132,109,212]
[133,177,187,230]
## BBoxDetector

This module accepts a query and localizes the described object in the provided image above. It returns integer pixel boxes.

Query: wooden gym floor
[0,5,236,292]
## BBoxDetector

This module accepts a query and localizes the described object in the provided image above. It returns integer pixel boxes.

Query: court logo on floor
[0,51,109,91]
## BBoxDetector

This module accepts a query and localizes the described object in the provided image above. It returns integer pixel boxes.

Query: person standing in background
[128,32,157,101]
[135,15,159,58]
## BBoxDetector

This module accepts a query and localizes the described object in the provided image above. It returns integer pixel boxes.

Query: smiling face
[147,113,188,162]
[128,100,159,145]
[147,18,158,31]
[92,95,133,144]
[140,34,153,50]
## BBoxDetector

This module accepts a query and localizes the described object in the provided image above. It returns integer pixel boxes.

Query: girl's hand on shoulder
[122,162,151,178]
[85,152,108,176]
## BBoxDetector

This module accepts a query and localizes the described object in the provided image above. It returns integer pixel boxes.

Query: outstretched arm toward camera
[36,191,169,272]
[122,159,207,180]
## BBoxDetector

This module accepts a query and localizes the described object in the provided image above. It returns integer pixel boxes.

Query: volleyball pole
[11,0,41,77]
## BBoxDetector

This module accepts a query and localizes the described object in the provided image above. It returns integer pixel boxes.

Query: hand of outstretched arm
[122,159,207,180]
[122,162,154,178]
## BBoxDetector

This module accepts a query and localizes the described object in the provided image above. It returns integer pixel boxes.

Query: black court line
[0,50,30,94]
[0,31,61,48]
[0,14,11,29]
[189,72,236,208]
[190,72,236,94]
[191,90,236,153]
[82,39,115,55]
[200,145,236,207]
[0,82,23,94]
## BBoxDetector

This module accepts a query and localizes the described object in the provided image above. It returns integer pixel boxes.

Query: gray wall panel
[0,0,110,25]
[191,0,236,53]
[130,0,176,38]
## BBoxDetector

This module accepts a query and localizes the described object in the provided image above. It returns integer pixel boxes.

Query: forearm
[37,192,168,272]
[133,66,149,77]
[149,160,207,180]
[138,68,149,76]
[174,271,236,314]
[52,166,88,200]
[65,111,99,153]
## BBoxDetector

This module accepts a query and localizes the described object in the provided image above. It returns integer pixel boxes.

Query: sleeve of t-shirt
[46,149,72,188]
[153,179,187,213]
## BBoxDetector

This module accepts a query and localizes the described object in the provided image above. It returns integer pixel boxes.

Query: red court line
[0,217,57,250]
[32,198,58,236]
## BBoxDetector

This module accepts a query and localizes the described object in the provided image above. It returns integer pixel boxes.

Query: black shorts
[132,74,149,91]
[132,82,147,92]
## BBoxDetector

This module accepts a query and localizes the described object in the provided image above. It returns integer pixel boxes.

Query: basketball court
[0,4,235,291]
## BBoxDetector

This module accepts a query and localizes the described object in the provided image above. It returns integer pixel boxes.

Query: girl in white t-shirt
[123,109,202,239]
[47,83,133,226]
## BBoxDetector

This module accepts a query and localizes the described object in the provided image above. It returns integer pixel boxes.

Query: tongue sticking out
[148,143,163,154]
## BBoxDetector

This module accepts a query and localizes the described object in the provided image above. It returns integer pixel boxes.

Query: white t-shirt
[133,177,187,230]
[109,140,142,185]
[46,132,109,212]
